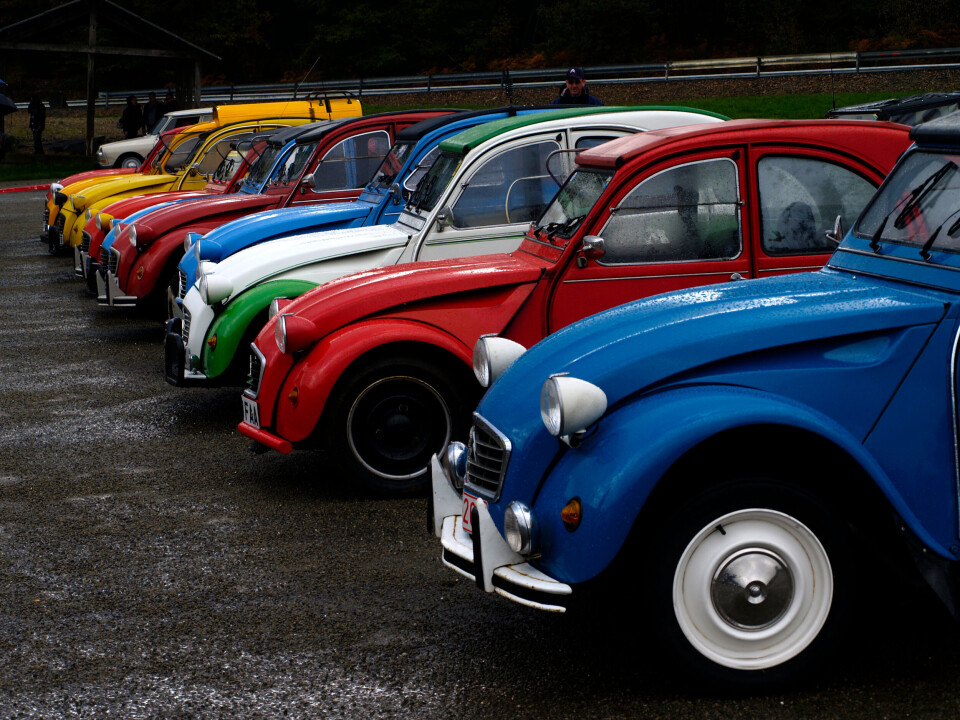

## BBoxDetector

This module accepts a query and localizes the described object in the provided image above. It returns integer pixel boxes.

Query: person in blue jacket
[552,67,603,105]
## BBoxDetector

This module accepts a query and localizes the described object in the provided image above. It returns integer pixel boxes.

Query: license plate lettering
[242,396,260,429]
[462,492,480,534]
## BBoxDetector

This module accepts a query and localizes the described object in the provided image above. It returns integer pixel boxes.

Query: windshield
[369,142,415,191]
[241,145,284,189]
[532,169,613,243]
[265,141,319,188]
[406,151,461,213]
[855,150,960,253]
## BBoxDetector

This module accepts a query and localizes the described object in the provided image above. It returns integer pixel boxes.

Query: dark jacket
[552,86,604,106]
[28,98,46,131]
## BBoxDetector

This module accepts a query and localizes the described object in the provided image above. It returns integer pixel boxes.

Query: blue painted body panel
[177,108,554,292]
[471,125,960,586]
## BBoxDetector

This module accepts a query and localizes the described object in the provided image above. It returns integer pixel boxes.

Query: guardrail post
[856,52,861,73]
[359,78,363,98]
[757,57,762,77]
[427,74,432,93]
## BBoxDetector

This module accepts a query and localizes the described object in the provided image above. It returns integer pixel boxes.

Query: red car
[99,110,454,317]
[238,119,912,494]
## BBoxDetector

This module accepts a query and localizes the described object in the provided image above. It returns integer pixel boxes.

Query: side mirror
[581,235,605,258]
[389,183,402,204]
[436,206,456,230]
[825,215,844,245]
[301,172,316,189]
[189,163,201,175]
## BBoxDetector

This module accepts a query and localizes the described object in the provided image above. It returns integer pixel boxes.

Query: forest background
[2,0,960,96]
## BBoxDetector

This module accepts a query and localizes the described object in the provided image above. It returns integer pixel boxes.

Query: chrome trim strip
[832,245,960,273]
[562,270,743,283]
[757,264,823,273]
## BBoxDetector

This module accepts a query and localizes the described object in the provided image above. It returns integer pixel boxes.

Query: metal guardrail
[17,46,960,109]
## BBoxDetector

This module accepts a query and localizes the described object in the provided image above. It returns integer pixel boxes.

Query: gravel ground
[4,185,960,718]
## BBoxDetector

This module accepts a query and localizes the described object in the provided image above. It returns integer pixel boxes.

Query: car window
[450,140,561,228]
[403,145,442,193]
[162,136,201,173]
[758,156,876,255]
[599,158,742,263]
[310,131,391,192]
[266,141,319,188]
[197,133,253,176]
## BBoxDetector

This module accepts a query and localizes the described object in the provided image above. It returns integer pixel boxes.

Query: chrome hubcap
[711,549,794,630]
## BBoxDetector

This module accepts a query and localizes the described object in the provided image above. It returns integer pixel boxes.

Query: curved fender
[274,319,474,443]
[125,228,209,298]
[529,384,948,585]
[203,279,320,379]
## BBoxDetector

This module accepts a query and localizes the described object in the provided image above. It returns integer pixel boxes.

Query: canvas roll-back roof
[909,112,960,146]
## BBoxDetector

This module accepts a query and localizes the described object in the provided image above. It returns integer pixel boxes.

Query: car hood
[204,224,413,301]
[278,251,546,339]
[60,168,135,188]
[71,173,179,209]
[134,192,278,235]
[102,190,209,219]
[198,201,370,262]
[479,268,949,463]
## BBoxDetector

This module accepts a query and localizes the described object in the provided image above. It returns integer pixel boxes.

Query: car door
[546,148,752,331]
[749,148,883,278]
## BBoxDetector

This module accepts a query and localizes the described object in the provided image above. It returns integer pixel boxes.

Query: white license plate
[462,492,480,534]
[242,396,260,429]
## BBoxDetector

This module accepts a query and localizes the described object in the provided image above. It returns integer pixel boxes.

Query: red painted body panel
[243,120,914,452]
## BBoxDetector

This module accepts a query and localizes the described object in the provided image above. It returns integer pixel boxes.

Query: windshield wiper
[545,214,586,242]
[409,173,438,213]
[919,208,960,260]
[893,161,957,230]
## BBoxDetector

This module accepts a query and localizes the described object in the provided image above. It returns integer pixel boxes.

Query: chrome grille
[181,307,192,343]
[108,247,120,275]
[178,269,187,299]
[81,231,91,253]
[99,247,110,269]
[247,345,265,396]
[464,414,511,501]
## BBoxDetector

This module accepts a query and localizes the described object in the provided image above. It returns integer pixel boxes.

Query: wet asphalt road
[4,184,960,719]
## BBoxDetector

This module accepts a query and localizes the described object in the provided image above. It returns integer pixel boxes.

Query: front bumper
[99,270,138,307]
[163,317,211,386]
[430,455,572,612]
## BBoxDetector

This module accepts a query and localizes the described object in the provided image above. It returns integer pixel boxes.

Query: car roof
[289,109,459,146]
[266,120,339,147]
[439,106,728,154]
[909,111,960,146]
[166,107,213,118]
[575,118,911,169]
[394,106,558,142]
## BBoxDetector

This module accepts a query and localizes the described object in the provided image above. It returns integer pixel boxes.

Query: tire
[649,479,852,689]
[118,154,142,169]
[324,354,474,496]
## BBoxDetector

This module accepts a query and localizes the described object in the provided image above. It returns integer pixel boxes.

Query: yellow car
[45,97,362,253]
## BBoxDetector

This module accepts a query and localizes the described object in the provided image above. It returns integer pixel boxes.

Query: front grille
[247,346,265,396]
[108,247,120,275]
[181,307,192,343]
[54,214,65,233]
[464,414,511,501]
[178,269,187,299]
[99,247,110,270]
[81,232,91,253]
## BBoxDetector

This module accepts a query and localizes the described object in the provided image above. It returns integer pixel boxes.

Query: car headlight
[128,225,138,248]
[94,214,104,231]
[268,297,291,320]
[53,191,68,206]
[194,236,203,264]
[184,232,202,252]
[199,272,233,305]
[50,183,63,193]
[540,374,607,438]
[274,313,321,354]
[439,441,467,491]
[473,335,527,388]
[84,209,92,222]
[504,501,536,555]
[97,147,104,159]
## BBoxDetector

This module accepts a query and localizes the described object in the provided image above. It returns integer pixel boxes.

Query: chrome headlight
[50,183,64,193]
[268,297,290,320]
[274,313,321,354]
[473,335,527,388]
[199,272,233,305]
[84,209,92,222]
[275,314,290,354]
[128,224,138,248]
[540,374,607,438]
[504,501,536,555]
[94,214,103,231]
[194,236,203,264]
[184,232,202,252]
[439,441,467,491]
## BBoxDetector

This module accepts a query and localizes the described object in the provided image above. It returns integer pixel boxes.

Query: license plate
[462,492,480,534]
[242,396,260,429]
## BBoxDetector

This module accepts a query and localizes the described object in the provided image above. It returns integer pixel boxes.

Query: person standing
[551,67,603,106]
[28,94,46,154]
[119,95,142,139]
[141,92,163,134]
[163,90,180,113]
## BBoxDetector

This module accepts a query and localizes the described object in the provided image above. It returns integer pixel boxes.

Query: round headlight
[440,441,467,491]
[504,501,536,555]
[128,225,138,248]
[50,183,64,193]
[473,335,527,388]
[184,232,202,252]
[540,375,607,438]
[54,191,68,206]
[194,237,203,264]
[94,214,103,231]
[268,297,291,320]
[199,272,233,305]
[84,209,92,222]
[275,314,290,354]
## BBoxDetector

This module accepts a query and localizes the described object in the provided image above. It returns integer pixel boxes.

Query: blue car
[431,113,960,687]
[175,107,561,295]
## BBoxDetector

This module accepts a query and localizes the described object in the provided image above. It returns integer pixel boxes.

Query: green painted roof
[438,105,729,154]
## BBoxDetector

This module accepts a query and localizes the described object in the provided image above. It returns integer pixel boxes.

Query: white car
[96,107,213,168]
[176,107,726,384]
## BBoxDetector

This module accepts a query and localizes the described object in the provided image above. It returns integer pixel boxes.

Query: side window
[575,136,613,150]
[600,158,742,264]
[197,134,252,176]
[173,115,202,128]
[267,141,319,187]
[451,140,560,228]
[311,130,391,192]
[758,156,876,255]
[163,136,200,172]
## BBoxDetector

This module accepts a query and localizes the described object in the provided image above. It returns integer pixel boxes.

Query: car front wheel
[652,480,851,688]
